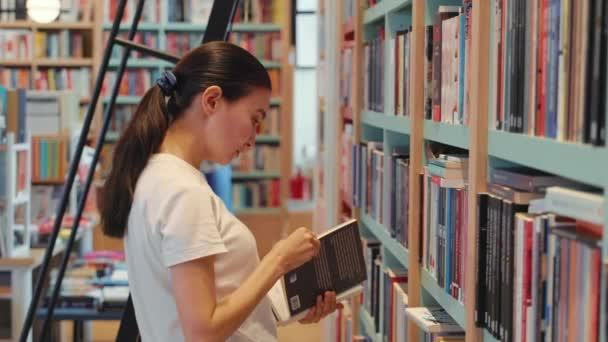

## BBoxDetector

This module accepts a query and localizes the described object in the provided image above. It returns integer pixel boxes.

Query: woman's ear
[201,85,223,116]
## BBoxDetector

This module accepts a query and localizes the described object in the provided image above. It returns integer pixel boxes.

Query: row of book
[34,31,92,59]
[351,141,411,250]
[31,136,70,183]
[0,30,31,60]
[33,68,92,99]
[392,29,413,117]
[475,172,604,341]
[105,0,280,25]
[490,0,607,146]
[424,4,472,125]
[231,145,281,173]
[229,32,282,63]
[231,179,280,210]
[0,67,31,89]
[363,27,385,113]
[361,233,410,342]
[422,152,469,304]
[102,69,158,98]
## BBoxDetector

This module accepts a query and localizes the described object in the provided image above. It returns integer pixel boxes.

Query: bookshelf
[317,0,608,341]
[0,3,103,106]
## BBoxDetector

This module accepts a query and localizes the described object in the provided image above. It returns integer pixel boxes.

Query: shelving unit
[316,0,608,341]
[0,4,103,108]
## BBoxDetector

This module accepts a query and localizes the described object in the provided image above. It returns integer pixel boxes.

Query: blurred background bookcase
[98,0,294,257]
[316,0,608,341]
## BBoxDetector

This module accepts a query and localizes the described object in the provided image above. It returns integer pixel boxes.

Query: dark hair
[101,41,271,238]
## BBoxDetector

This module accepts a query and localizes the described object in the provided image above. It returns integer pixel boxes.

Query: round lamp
[27,0,61,24]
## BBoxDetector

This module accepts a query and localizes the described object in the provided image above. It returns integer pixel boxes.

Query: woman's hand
[298,291,344,324]
[271,227,321,274]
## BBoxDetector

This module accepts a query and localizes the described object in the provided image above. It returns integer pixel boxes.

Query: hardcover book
[268,219,367,324]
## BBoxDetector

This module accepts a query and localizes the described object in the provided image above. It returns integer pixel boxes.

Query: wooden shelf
[360,213,408,268]
[232,171,281,180]
[488,130,606,188]
[362,110,411,134]
[37,58,93,67]
[363,0,413,24]
[0,21,94,30]
[0,60,32,67]
[420,269,466,329]
[423,120,470,149]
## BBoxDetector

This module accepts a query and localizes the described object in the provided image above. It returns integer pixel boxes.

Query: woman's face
[203,86,271,165]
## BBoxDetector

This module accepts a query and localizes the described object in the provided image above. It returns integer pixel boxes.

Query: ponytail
[100,86,169,237]
[100,41,271,238]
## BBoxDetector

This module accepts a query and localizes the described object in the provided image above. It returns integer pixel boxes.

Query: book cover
[268,219,367,324]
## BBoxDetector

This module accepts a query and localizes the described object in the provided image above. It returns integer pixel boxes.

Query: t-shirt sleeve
[159,187,228,267]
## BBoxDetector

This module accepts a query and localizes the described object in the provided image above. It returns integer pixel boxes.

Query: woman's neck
[159,120,206,168]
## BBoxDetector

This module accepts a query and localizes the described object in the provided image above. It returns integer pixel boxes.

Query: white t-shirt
[124,153,277,342]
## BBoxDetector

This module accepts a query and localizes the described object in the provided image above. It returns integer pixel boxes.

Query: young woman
[100,41,340,342]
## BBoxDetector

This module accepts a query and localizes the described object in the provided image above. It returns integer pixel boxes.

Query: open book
[267,219,366,324]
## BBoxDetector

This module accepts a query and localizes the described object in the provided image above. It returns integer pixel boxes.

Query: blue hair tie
[157,70,177,96]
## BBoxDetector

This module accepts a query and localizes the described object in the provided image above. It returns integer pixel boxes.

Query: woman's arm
[170,227,320,342]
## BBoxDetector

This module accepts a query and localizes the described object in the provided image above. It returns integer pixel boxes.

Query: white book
[405,307,464,333]
[544,186,604,224]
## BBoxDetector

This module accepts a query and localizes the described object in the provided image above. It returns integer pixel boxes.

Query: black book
[268,219,367,324]
[586,0,606,145]
[475,193,489,328]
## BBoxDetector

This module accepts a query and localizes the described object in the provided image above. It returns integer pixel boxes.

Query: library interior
[0,0,607,341]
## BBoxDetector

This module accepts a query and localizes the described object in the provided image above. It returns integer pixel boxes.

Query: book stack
[422,152,469,304]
